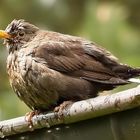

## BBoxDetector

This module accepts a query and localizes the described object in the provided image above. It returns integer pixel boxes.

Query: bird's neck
[6,42,24,54]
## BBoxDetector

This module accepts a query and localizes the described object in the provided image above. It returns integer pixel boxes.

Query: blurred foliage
[0,0,139,120]
[99,0,140,28]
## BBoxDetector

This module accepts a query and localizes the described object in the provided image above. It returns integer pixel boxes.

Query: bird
[0,19,140,113]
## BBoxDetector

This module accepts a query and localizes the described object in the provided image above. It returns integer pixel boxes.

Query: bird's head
[0,19,39,52]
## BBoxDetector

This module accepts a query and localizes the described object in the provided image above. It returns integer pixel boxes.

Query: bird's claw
[25,110,40,128]
[54,101,73,117]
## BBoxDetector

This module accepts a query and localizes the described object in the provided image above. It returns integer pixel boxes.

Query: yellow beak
[0,30,11,39]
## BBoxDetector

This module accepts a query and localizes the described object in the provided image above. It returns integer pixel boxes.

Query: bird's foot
[54,101,73,117]
[25,110,40,128]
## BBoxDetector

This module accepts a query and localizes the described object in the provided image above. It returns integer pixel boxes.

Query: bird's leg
[54,101,73,115]
[25,110,40,128]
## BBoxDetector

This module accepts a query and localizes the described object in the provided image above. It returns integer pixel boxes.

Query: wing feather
[34,33,127,85]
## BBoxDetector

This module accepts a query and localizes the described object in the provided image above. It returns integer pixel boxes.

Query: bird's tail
[113,64,140,80]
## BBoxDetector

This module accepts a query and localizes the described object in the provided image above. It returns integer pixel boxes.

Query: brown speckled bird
[0,19,140,112]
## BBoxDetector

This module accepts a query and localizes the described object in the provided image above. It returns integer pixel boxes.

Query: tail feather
[113,64,140,79]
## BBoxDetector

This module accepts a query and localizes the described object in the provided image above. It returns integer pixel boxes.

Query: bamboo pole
[0,85,140,138]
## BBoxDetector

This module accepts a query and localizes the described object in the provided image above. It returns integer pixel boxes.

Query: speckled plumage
[3,19,140,111]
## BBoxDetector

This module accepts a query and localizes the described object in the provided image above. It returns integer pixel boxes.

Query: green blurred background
[0,0,139,120]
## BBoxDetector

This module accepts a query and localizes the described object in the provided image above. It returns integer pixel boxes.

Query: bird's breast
[6,51,60,110]
[7,51,30,95]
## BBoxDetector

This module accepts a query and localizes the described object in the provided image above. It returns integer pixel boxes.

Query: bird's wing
[83,42,119,66]
[34,40,85,72]
[34,36,127,85]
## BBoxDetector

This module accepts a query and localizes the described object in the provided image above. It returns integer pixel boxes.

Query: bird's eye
[18,31,25,37]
